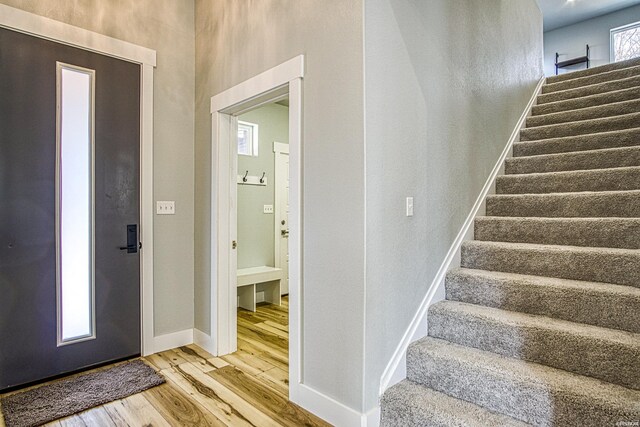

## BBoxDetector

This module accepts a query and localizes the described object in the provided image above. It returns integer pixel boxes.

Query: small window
[238,121,259,156]
[611,21,640,62]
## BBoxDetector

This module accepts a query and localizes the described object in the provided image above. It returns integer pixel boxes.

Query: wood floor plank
[263,320,288,333]
[237,337,288,371]
[77,406,116,426]
[102,393,171,427]
[209,366,330,427]
[143,383,226,427]
[161,364,254,427]
[256,367,289,398]
[221,350,276,376]
[175,363,282,427]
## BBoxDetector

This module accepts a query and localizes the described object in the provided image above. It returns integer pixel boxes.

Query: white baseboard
[295,384,364,426]
[363,406,381,427]
[152,328,194,354]
[193,328,217,355]
[377,76,546,399]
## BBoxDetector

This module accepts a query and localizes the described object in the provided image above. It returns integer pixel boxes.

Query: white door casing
[207,55,304,404]
[274,142,290,295]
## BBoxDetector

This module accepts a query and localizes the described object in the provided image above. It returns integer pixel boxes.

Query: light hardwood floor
[0,297,331,427]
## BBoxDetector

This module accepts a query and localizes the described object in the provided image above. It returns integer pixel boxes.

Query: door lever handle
[281,229,289,237]
[119,242,142,251]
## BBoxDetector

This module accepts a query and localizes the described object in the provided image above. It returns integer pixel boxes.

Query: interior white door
[274,142,289,295]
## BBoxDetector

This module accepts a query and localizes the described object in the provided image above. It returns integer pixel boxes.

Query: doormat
[0,359,165,427]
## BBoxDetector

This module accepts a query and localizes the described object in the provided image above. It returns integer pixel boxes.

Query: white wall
[194,0,366,411]
[544,4,640,76]
[237,103,289,269]
[0,0,196,337]
[363,0,543,412]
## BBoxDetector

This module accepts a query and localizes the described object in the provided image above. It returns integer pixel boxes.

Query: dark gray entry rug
[0,359,165,427]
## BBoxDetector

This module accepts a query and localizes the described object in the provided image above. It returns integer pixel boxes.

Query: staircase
[380,58,640,426]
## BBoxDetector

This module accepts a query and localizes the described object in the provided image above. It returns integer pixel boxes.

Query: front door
[0,27,141,390]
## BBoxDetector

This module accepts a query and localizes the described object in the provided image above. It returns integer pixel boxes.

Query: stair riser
[486,191,640,218]
[506,147,640,174]
[445,270,640,333]
[513,128,640,156]
[474,217,640,249]
[532,87,640,116]
[520,114,640,141]
[495,167,640,194]
[428,305,639,389]
[542,66,640,94]
[461,243,640,287]
[546,57,640,84]
[527,99,640,128]
[407,345,639,426]
[537,76,640,104]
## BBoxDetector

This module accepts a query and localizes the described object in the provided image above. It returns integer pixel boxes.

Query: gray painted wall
[544,4,640,76]
[363,0,543,411]
[194,0,366,410]
[237,104,289,269]
[0,0,196,336]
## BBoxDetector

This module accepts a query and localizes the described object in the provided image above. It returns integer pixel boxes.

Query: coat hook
[243,170,249,182]
[260,172,266,183]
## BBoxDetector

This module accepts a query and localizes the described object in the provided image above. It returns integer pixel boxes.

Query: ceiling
[538,0,640,31]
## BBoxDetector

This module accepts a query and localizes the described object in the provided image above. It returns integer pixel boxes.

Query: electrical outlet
[156,201,175,215]
[406,197,414,217]
[263,205,274,214]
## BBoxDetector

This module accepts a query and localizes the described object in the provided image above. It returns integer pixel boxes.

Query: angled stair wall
[381,57,640,426]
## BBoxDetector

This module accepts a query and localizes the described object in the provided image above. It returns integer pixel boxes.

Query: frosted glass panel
[57,64,95,344]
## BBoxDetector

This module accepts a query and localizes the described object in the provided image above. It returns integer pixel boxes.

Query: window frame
[610,20,640,63]
[237,121,259,157]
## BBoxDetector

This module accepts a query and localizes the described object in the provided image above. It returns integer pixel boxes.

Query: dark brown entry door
[0,27,141,390]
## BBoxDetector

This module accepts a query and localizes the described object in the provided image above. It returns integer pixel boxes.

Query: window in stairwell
[611,21,640,62]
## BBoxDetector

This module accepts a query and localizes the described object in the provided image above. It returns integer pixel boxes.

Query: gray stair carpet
[380,59,640,426]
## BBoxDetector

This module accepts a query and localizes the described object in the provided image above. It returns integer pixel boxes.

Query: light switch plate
[406,197,414,217]
[263,205,274,214]
[157,201,175,215]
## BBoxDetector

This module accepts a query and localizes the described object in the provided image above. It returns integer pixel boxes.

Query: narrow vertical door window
[56,63,96,345]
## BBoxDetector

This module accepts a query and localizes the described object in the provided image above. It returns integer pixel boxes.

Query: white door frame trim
[0,4,158,356]
[207,55,304,403]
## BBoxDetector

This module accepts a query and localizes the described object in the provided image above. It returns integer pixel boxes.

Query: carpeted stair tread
[546,56,640,84]
[505,146,640,174]
[445,268,640,333]
[513,127,640,156]
[526,98,640,128]
[474,216,640,249]
[532,86,640,116]
[428,301,640,389]
[542,65,640,94]
[537,75,640,104]
[407,337,640,427]
[380,380,530,427]
[460,240,640,287]
[495,166,640,194]
[519,112,640,141]
[486,190,640,217]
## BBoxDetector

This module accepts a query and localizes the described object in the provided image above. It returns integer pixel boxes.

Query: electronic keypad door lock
[119,224,139,253]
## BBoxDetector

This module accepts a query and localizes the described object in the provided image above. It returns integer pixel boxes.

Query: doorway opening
[234,100,290,395]
[207,55,303,403]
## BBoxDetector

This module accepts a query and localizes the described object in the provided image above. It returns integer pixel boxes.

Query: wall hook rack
[237,171,267,186]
